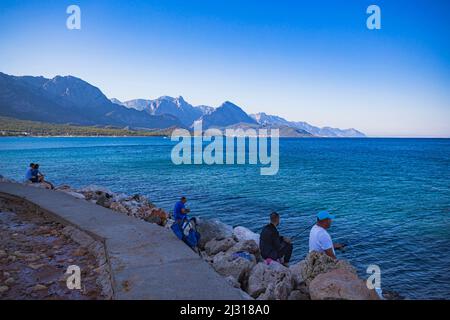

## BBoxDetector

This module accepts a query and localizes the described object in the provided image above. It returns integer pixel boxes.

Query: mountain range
[0,72,365,137]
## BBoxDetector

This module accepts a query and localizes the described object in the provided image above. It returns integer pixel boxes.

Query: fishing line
[290,193,361,242]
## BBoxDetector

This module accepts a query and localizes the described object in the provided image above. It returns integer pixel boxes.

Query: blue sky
[0,0,449,137]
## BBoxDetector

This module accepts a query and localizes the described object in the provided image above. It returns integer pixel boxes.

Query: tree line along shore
[0,117,173,137]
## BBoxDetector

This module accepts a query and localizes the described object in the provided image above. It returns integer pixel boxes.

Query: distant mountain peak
[251,112,365,137]
[0,72,183,130]
[0,72,366,137]
[198,100,257,129]
[220,101,239,108]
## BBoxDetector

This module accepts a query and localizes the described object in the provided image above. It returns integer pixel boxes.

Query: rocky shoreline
[0,175,397,300]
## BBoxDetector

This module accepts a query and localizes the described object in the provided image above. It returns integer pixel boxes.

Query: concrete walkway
[0,182,244,300]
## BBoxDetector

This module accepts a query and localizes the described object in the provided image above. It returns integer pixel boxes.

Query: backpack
[171,217,201,250]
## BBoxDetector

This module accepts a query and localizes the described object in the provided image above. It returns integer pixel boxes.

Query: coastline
[0,175,398,300]
[2,134,450,139]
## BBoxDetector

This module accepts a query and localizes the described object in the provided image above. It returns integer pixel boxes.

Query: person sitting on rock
[309,210,345,260]
[30,164,54,189]
[173,196,190,224]
[25,163,38,183]
[259,212,293,266]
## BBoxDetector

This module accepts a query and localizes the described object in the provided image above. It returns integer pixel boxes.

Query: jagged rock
[196,218,234,249]
[96,194,111,208]
[32,284,48,292]
[289,260,306,288]
[0,286,9,293]
[228,240,260,256]
[143,208,168,226]
[0,249,7,259]
[28,183,51,190]
[300,251,356,285]
[212,251,256,283]
[205,237,236,256]
[109,202,129,214]
[247,261,294,300]
[79,185,112,195]
[309,268,380,300]
[55,184,72,191]
[233,226,260,243]
[225,275,241,288]
[288,289,310,300]
[383,290,404,300]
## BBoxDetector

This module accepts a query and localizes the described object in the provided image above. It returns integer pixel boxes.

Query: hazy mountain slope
[0,71,365,136]
[251,112,365,137]
[0,72,183,129]
[123,96,204,127]
[199,101,258,129]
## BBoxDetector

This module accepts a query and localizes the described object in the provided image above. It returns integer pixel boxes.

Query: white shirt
[309,224,335,255]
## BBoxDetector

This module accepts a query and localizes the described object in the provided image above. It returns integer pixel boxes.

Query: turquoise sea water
[1,137,449,299]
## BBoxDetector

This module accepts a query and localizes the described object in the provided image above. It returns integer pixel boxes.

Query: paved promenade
[0,182,244,300]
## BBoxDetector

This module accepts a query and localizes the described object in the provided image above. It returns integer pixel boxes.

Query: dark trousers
[278,241,293,263]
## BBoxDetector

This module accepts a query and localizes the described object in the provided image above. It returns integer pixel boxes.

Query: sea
[0,137,449,299]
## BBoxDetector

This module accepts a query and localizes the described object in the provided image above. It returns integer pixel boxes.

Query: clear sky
[0,0,449,137]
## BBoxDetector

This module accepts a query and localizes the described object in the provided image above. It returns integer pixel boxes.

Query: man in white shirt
[309,210,345,259]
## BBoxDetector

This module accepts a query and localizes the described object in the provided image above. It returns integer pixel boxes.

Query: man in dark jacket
[259,212,293,265]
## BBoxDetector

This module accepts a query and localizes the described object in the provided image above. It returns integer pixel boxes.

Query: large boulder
[288,289,310,300]
[227,240,259,255]
[233,226,260,243]
[309,268,380,300]
[211,251,256,284]
[289,260,306,288]
[196,218,233,249]
[143,208,169,226]
[300,251,356,285]
[109,201,129,214]
[205,237,237,256]
[96,193,112,208]
[247,261,294,300]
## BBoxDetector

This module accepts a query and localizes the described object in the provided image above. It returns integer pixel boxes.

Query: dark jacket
[259,223,284,260]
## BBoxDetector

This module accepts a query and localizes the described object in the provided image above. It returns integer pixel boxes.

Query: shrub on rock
[300,251,356,285]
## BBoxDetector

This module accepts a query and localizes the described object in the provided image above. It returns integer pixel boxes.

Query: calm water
[1,137,449,299]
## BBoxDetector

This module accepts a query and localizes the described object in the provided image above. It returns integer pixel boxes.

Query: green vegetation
[0,117,174,137]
